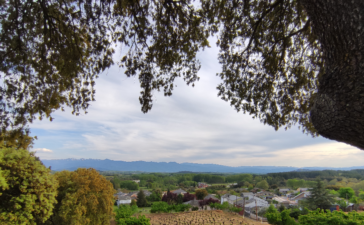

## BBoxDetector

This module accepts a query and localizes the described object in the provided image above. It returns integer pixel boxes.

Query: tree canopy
[1,0,363,149]
[43,168,115,225]
[0,147,58,224]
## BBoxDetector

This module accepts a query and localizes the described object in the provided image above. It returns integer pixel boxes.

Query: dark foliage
[161,190,177,204]
[183,192,196,202]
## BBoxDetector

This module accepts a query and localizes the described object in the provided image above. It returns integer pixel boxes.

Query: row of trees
[0,148,115,224]
[109,170,364,193]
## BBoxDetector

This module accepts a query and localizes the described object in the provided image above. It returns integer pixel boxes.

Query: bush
[231,206,241,213]
[191,206,199,211]
[150,201,170,213]
[279,205,286,212]
[173,204,191,212]
[266,207,298,225]
[118,215,150,225]
[116,205,138,220]
[289,207,301,219]
[115,205,150,225]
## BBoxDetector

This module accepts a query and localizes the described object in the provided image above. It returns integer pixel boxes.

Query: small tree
[177,193,184,204]
[306,180,335,210]
[147,189,162,202]
[183,192,196,202]
[256,180,269,190]
[338,187,355,200]
[195,189,208,200]
[137,190,148,207]
[161,190,177,204]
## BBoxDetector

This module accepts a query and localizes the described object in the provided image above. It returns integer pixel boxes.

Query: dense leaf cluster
[0,148,57,224]
[43,168,115,225]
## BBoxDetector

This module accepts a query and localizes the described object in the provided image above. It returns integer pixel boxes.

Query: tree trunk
[302,0,364,149]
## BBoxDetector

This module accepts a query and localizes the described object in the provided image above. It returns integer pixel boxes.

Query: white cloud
[33,148,53,153]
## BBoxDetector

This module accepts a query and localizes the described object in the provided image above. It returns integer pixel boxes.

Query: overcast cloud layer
[30,40,364,168]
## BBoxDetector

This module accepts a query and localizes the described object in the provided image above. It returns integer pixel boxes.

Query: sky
[30,38,364,168]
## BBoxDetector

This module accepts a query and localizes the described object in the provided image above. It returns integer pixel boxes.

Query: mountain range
[41,159,364,174]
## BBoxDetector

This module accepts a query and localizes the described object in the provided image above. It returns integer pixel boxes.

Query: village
[113,180,357,223]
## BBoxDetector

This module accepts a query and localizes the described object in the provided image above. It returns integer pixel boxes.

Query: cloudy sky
[30,38,364,168]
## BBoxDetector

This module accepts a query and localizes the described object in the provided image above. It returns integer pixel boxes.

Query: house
[172,188,187,195]
[279,188,290,194]
[116,196,132,206]
[255,191,274,199]
[241,192,255,200]
[114,191,126,198]
[297,188,309,192]
[183,199,200,207]
[132,180,140,183]
[204,194,219,201]
[244,196,270,209]
[221,194,243,205]
[126,191,138,200]
[142,190,152,197]
[198,182,208,188]
[291,191,310,203]
[273,196,296,206]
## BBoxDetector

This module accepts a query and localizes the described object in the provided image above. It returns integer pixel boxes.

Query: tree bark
[302,0,364,149]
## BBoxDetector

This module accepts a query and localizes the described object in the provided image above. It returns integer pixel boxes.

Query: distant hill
[41,159,364,174]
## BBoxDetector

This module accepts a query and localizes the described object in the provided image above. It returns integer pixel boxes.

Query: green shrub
[116,205,150,225]
[150,201,170,213]
[118,215,150,225]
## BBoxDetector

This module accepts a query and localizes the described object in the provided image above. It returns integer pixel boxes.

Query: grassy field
[144,210,268,225]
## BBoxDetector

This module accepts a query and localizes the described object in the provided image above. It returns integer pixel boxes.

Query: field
[144,210,268,225]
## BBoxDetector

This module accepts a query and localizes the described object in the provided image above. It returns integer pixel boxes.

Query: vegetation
[137,190,148,207]
[256,180,269,190]
[150,201,190,213]
[195,189,208,200]
[266,205,298,225]
[267,206,364,225]
[43,168,115,225]
[0,148,57,224]
[304,180,335,210]
[115,205,150,225]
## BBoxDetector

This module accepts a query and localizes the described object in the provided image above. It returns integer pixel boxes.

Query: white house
[244,196,270,209]
[221,194,243,205]
[116,196,132,206]
[241,192,255,200]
